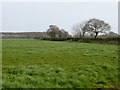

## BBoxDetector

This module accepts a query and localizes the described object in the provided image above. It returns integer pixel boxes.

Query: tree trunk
[95,32,98,38]
[83,32,85,37]
[79,32,81,38]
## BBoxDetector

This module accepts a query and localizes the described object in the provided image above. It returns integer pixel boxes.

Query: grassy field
[0,39,2,90]
[2,39,119,88]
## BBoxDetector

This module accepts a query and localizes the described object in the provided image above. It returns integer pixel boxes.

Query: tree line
[1,18,119,39]
[1,32,48,39]
[46,18,114,39]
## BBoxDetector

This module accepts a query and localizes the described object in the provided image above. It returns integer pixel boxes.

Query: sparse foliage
[82,18,111,38]
[47,25,70,39]
[72,18,111,38]
[59,29,70,38]
[47,25,60,38]
[72,21,87,38]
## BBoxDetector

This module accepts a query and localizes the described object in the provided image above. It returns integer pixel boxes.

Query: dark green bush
[35,37,119,45]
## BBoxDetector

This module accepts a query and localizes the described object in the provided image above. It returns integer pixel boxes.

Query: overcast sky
[1,2,118,34]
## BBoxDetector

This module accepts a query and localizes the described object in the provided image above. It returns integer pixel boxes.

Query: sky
[0,1,118,35]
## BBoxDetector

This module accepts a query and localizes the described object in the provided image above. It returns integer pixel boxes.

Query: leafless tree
[72,19,111,38]
[72,21,87,37]
[83,18,111,38]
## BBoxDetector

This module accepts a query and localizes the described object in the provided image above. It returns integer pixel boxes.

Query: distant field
[2,39,119,88]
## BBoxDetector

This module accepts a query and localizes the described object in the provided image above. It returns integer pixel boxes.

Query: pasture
[2,39,119,88]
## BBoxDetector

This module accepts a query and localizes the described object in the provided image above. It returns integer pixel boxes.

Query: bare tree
[83,18,111,38]
[72,19,111,38]
[72,21,87,37]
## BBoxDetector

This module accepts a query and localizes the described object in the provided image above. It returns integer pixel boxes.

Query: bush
[35,37,119,45]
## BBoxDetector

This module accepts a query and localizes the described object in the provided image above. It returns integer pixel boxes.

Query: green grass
[0,39,2,90]
[2,39,119,88]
